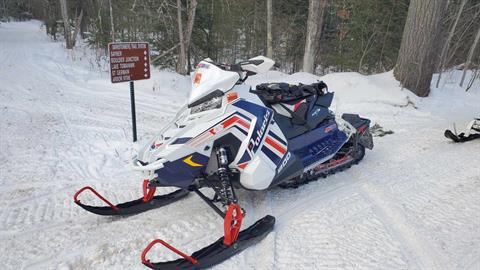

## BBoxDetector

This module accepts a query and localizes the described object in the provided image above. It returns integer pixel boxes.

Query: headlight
[190,96,223,114]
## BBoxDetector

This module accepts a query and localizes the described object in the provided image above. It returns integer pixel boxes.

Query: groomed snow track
[1,21,479,270]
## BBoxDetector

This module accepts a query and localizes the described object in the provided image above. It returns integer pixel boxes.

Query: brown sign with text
[109,42,150,83]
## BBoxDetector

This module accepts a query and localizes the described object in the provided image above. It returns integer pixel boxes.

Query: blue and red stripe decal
[261,131,288,165]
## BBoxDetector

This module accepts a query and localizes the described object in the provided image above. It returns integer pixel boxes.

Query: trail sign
[109,42,150,83]
[108,42,151,142]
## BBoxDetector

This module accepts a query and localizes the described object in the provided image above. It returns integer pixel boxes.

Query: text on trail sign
[109,42,150,83]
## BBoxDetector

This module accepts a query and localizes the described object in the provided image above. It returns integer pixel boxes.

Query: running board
[141,215,275,270]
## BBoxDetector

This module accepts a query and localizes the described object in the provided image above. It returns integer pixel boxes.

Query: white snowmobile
[445,118,480,142]
[74,56,374,270]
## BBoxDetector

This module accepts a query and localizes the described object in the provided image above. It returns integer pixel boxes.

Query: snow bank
[249,68,479,130]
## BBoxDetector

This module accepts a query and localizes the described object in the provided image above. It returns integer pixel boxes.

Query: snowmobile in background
[73,56,373,270]
[445,118,480,142]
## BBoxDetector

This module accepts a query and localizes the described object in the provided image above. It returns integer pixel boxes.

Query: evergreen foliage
[2,0,479,78]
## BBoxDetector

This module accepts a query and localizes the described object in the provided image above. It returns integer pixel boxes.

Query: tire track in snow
[272,165,367,230]
[264,190,278,270]
[8,197,218,269]
[0,184,147,234]
[267,172,364,269]
[358,182,449,270]
[267,161,422,269]
[270,184,414,270]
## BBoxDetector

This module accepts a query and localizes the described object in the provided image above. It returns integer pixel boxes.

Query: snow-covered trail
[1,21,479,270]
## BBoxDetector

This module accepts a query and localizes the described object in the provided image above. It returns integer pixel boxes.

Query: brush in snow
[370,123,394,137]
[74,56,374,269]
[444,118,480,143]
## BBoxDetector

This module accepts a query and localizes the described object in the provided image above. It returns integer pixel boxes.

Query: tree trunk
[176,0,186,74]
[97,2,103,44]
[358,30,377,73]
[435,0,467,88]
[80,7,87,39]
[71,8,83,48]
[2,0,11,20]
[59,0,72,49]
[266,0,273,58]
[250,0,258,57]
[42,0,50,35]
[176,0,197,75]
[394,0,447,97]
[302,0,327,73]
[206,0,214,58]
[460,25,480,87]
[2,0,6,19]
[184,0,197,58]
[378,4,394,71]
[109,0,115,42]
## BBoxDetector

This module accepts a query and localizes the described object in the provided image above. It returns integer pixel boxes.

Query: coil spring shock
[216,148,237,204]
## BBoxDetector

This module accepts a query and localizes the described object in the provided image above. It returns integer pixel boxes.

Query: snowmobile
[444,118,480,142]
[73,56,374,269]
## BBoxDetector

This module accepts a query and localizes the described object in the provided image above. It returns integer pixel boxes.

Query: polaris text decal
[233,100,274,159]
[247,109,272,155]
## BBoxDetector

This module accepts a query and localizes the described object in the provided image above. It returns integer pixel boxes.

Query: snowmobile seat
[253,81,331,127]
[342,114,370,130]
[272,114,310,139]
[254,82,327,105]
[315,92,334,108]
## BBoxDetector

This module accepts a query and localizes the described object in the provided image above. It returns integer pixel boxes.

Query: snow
[1,21,479,270]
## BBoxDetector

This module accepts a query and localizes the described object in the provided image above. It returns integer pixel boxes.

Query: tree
[266,0,273,58]
[15,0,477,77]
[435,0,467,88]
[460,25,480,87]
[71,8,83,46]
[108,0,114,42]
[249,0,259,57]
[59,0,83,49]
[42,0,58,39]
[394,0,447,97]
[302,0,327,73]
[59,0,72,48]
[2,0,9,20]
[176,0,198,75]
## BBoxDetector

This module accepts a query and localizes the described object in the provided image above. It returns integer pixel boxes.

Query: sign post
[129,81,137,142]
[108,42,151,142]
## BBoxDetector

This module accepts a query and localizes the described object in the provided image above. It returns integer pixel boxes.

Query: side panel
[155,152,210,188]
[232,100,283,190]
[240,155,276,190]
[231,98,349,189]
[270,119,349,186]
[289,119,348,168]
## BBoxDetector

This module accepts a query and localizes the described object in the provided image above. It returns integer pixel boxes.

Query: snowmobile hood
[132,97,229,174]
[188,60,240,106]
